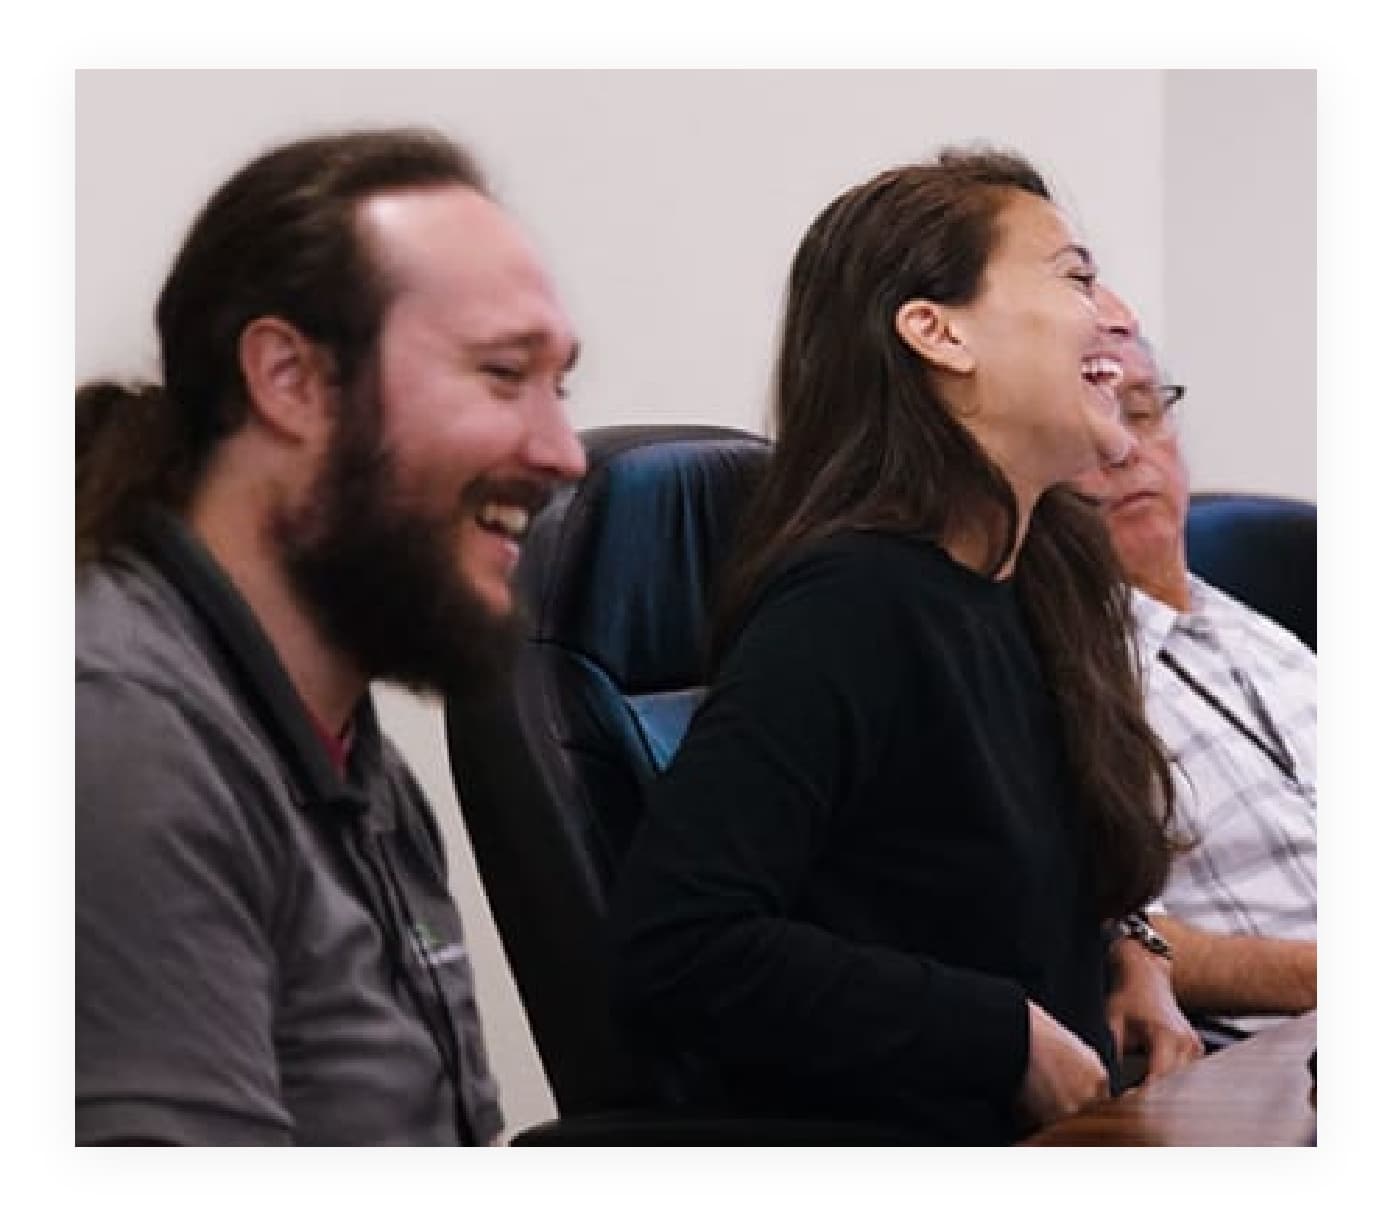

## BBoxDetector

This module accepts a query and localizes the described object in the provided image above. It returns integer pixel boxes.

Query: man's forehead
[359,187,546,292]
[360,185,572,342]
[360,183,503,245]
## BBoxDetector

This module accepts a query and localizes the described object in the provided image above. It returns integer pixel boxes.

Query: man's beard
[272,377,525,701]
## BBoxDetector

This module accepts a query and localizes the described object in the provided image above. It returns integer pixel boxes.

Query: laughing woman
[609,149,1195,1143]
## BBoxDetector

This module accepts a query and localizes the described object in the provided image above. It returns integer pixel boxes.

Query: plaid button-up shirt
[1132,577,1317,1035]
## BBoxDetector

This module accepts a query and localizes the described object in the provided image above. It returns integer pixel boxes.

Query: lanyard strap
[339,821,473,1144]
[1157,647,1300,787]
[368,831,474,1146]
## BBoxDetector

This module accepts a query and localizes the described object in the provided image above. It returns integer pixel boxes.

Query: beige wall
[75,69,1313,1136]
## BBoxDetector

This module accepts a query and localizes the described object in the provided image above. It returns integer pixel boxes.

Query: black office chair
[445,424,922,1144]
[1185,493,1316,651]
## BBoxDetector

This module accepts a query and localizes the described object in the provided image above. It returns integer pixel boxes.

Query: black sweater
[609,530,1117,1143]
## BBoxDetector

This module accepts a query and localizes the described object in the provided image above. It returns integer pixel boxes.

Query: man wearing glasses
[1072,289,1316,1049]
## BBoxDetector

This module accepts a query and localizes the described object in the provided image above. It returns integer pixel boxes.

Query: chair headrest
[1186,492,1314,533]
[519,424,770,695]
[1184,492,1316,650]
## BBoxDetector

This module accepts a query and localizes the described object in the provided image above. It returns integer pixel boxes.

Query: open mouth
[475,501,533,542]
[1081,355,1124,394]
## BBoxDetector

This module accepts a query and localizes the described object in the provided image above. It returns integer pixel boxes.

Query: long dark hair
[715,148,1178,919]
[77,128,485,563]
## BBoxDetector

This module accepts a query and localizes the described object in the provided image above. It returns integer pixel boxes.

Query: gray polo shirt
[76,513,504,1145]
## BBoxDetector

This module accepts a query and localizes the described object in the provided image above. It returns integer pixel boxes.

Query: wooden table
[1022,1010,1316,1146]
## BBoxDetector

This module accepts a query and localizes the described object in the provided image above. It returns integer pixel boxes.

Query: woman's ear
[238,316,336,444]
[894,299,976,376]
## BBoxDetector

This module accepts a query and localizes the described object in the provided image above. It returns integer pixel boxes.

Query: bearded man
[75,129,585,1145]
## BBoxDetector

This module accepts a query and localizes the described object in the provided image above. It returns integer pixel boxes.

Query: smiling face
[363,186,586,618]
[274,185,586,694]
[1071,322,1192,606]
[930,190,1134,506]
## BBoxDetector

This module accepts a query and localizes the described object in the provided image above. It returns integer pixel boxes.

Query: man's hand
[1016,1000,1112,1130]
[1107,935,1203,1085]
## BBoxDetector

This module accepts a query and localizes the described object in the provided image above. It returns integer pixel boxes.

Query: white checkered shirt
[1132,577,1317,1035]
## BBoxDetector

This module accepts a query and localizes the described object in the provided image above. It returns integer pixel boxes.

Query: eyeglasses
[1119,383,1185,441]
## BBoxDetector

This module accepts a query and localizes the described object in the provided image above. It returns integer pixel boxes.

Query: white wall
[1163,70,1316,500]
[75,69,1312,1136]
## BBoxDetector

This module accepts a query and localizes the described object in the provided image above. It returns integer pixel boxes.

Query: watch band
[1115,911,1174,960]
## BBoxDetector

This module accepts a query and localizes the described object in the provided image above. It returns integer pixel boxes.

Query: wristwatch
[1114,912,1174,960]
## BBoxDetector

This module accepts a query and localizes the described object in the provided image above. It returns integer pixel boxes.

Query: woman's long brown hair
[713,148,1178,920]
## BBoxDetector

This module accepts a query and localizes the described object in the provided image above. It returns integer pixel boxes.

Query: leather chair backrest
[445,424,770,1115]
[1185,493,1316,651]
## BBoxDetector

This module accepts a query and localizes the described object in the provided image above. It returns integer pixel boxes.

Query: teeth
[478,502,530,537]
[1082,356,1124,387]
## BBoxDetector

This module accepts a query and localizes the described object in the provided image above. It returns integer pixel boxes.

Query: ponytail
[76,381,195,564]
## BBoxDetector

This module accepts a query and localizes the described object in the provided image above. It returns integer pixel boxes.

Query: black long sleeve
[609,531,1115,1142]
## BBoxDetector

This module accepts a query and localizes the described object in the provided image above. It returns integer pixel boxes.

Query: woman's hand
[1106,935,1203,1085]
[1016,1000,1111,1129]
